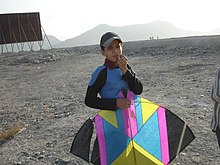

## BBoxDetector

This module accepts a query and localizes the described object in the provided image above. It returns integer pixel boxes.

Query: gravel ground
[0,35,220,165]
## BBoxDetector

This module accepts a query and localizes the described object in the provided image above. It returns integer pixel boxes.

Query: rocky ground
[0,35,220,165]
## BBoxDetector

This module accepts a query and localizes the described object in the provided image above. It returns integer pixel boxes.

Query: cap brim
[102,37,122,48]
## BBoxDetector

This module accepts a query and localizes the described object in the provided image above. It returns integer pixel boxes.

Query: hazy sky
[1,0,220,41]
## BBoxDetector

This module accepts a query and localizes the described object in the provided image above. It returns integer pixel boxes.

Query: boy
[85,32,143,110]
[211,67,220,148]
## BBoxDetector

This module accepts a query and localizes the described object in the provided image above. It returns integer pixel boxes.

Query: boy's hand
[116,98,131,110]
[117,55,128,74]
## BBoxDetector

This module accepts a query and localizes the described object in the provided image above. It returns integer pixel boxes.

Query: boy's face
[101,39,122,63]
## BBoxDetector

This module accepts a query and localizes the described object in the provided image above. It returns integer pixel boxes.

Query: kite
[70,90,195,165]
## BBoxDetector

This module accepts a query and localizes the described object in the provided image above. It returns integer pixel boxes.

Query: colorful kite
[70,90,195,165]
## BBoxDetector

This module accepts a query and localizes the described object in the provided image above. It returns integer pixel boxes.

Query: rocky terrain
[0,35,220,165]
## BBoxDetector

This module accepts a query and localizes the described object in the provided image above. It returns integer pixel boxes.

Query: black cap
[100,32,122,49]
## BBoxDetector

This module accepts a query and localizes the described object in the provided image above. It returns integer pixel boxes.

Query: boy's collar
[104,59,119,70]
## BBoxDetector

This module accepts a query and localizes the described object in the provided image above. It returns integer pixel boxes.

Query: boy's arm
[122,65,143,95]
[84,68,117,110]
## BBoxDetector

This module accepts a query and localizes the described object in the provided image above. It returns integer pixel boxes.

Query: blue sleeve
[89,65,106,86]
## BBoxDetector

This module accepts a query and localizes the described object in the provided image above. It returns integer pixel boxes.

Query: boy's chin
[109,59,117,63]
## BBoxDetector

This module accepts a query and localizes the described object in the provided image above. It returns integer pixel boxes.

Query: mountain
[53,20,202,48]
[38,35,61,49]
[44,35,61,48]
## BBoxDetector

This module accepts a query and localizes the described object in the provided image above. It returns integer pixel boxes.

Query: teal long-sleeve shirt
[85,59,143,110]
